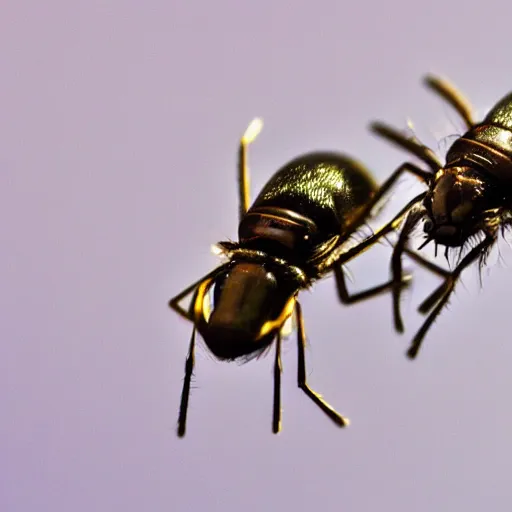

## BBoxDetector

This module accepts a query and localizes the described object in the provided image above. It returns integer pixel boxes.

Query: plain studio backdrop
[1,1,512,511]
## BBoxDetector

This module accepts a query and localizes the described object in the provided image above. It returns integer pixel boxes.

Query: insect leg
[390,206,425,333]
[272,330,283,434]
[407,234,495,359]
[334,264,411,304]
[323,192,427,272]
[177,327,197,437]
[401,248,451,315]
[295,301,348,427]
[424,75,475,130]
[355,161,432,227]
[403,248,451,280]
[169,264,230,321]
[370,122,442,173]
[238,118,263,222]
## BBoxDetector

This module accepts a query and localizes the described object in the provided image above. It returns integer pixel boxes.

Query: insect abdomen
[249,152,377,236]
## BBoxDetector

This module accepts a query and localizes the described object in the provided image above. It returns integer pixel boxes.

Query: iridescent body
[203,154,377,360]
[241,153,377,268]
[170,120,412,437]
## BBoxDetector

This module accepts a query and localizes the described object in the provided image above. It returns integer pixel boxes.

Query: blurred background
[2,1,512,510]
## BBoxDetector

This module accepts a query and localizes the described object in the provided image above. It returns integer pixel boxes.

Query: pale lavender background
[2,1,512,511]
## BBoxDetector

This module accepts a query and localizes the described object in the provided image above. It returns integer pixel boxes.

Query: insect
[369,75,512,359]
[169,118,413,437]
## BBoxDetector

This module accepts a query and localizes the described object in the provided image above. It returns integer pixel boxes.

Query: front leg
[403,247,451,282]
[177,327,197,437]
[407,234,496,359]
[353,161,432,232]
[401,247,451,315]
[295,301,348,427]
[334,265,411,305]
[390,205,427,333]
[169,264,229,321]
[321,192,427,272]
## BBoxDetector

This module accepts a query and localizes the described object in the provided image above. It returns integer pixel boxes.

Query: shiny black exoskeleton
[370,75,512,359]
[170,119,412,437]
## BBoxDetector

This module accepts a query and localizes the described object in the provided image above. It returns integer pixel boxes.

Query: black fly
[370,75,512,358]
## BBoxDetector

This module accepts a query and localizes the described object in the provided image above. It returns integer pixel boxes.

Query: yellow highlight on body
[194,274,297,342]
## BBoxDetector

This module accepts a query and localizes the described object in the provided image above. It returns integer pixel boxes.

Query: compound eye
[423,218,434,233]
